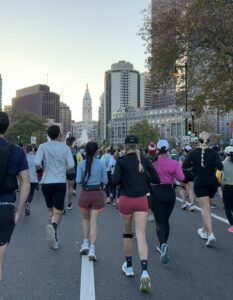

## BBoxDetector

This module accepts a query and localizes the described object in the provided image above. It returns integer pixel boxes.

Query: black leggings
[222,185,233,226]
[150,185,176,246]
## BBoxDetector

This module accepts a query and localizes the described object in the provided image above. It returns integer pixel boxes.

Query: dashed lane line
[80,256,96,300]
[176,197,229,225]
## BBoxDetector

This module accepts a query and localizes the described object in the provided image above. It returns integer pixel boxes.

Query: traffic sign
[31,136,37,144]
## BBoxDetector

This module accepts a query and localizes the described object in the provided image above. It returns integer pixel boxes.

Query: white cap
[225,146,233,154]
[157,139,169,150]
[184,145,192,152]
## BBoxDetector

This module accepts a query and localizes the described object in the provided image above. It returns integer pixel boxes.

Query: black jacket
[112,152,160,197]
[183,148,223,177]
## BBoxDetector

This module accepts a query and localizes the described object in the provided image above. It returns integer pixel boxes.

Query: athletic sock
[141,260,148,272]
[52,223,57,240]
[126,256,132,268]
[52,222,57,230]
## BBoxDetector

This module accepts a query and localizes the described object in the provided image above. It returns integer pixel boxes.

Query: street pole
[185,62,188,136]
[125,106,128,137]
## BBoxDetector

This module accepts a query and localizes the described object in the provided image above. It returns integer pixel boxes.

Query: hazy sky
[0,0,150,121]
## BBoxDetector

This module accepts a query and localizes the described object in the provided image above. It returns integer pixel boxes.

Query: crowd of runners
[0,111,233,293]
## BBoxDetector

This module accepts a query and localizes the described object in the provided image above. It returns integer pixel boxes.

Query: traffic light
[187,122,192,136]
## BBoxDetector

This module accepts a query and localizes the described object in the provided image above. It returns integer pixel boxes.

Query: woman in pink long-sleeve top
[150,140,185,265]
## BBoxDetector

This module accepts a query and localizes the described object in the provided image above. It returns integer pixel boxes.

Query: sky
[0,0,150,121]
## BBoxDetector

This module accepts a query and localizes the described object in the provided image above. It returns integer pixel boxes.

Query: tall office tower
[151,0,177,108]
[105,60,140,126]
[59,102,72,136]
[12,84,60,122]
[0,74,2,111]
[140,73,152,109]
[82,84,92,124]
[98,93,106,143]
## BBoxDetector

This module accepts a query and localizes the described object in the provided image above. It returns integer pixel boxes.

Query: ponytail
[83,142,98,183]
[136,149,144,173]
[199,131,210,168]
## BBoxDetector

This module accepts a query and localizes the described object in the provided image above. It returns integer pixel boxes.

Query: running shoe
[181,202,188,210]
[46,224,56,250]
[189,204,195,212]
[112,200,117,207]
[156,246,162,254]
[122,262,134,277]
[67,203,73,210]
[88,246,97,261]
[72,190,76,196]
[206,233,216,247]
[139,271,151,293]
[24,203,30,216]
[53,241,59,250]
[80,240,89,255]
[148,214,155,222]
[228,226,233,233]
[160,243,169,264]
[210,203,216,209]
[106,197,111,204]
[197,228,208,240]
[63,209,66,215]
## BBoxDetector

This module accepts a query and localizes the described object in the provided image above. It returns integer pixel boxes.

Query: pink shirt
[152,156,185,184]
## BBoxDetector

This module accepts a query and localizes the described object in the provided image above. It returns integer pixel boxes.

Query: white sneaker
[67,203,73,210]
[206,233,216,247]
[148,214,155,222]
[53,241,59,250]
[106,197,111,204]
[189,204,195,212]
[181,202,188,210]
[122,262,134,277]
[140,271,151,293]
[46,224,56,249]
[197,228,208,240]
[80,240,89,255]
[88,246,97,261]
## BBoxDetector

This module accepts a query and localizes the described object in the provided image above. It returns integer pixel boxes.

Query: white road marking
[176,197,229,225]
[80,256,96,300]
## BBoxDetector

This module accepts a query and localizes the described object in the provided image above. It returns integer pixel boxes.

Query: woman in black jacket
[112,135,160,293]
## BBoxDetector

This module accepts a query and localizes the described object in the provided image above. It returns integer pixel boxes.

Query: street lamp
[173,62,188,136]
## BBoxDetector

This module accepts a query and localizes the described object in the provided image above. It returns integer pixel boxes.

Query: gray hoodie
[222,158,233,185]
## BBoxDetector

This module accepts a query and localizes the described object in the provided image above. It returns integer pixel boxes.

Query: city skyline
[0,0,150,121]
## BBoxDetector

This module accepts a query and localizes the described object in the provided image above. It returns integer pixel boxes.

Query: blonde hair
[125,144,144,173]
[199,131,210,167]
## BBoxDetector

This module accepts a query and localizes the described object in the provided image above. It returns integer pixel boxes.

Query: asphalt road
[0,189,232,300]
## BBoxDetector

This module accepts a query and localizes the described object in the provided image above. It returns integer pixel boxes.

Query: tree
[128,120,160,149]
[140,0,233,115]
[6,112,47,145]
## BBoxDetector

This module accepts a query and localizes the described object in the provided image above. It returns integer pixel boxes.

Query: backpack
[0,142,18,194]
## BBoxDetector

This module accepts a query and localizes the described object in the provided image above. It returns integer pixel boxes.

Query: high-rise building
[59,102,71,136]
[12,84,60,122]
[0,74,2,111]
[104,61,140,138]
[98,93,106,143]
[140,73,152,109]
[82,84,92,124]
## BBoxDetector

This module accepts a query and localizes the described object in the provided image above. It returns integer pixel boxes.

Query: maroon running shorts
[118,195,149,216]
[79,190,104,212]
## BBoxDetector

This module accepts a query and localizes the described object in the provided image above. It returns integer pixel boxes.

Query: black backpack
[0,142,18,194]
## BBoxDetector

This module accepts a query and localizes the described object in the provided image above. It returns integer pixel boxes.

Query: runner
[34,125,74,250]
[25,144,39,216]
[0,112,30,280]
[179,145,196,212]
[77,141,108,261]
[150,140,185,264]
[101,148,111,203]
[112,135,160,293]
[66,137,77,210]
[221,146,233,233]
[183,132,223,247]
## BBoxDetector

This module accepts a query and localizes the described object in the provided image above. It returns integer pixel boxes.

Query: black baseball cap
[125,135,139,144]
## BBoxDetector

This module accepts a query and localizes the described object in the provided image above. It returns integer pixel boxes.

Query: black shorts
[0,206,15,245]
[42,183,66,211]
[183,170,195,184]
[194,175,218,198]
[66,173,76,181]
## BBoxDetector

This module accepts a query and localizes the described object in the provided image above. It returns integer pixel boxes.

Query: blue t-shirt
[0,138,28,203]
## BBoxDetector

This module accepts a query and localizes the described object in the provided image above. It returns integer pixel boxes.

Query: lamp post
[173,62,188,136]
